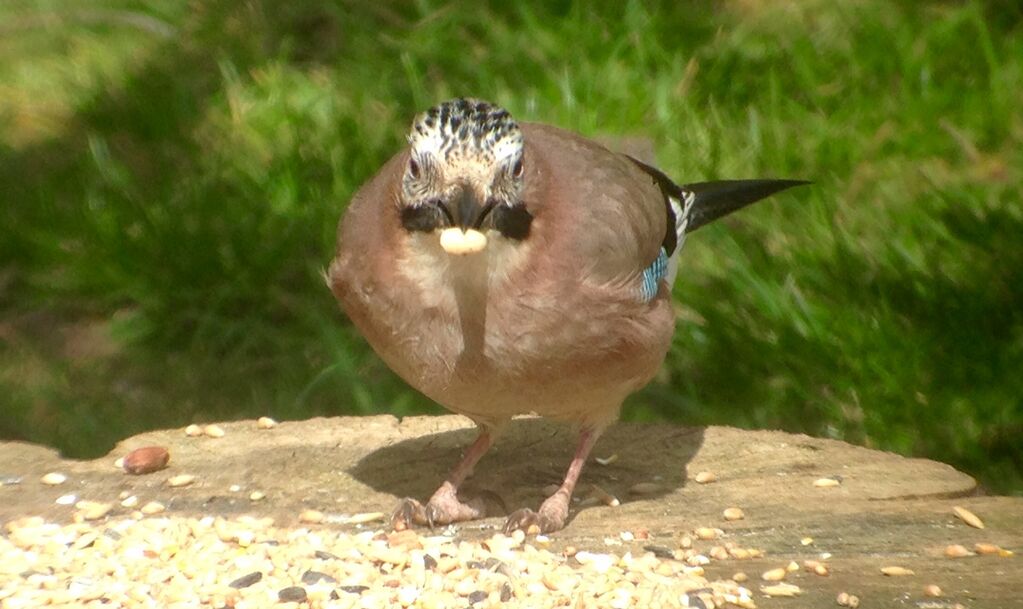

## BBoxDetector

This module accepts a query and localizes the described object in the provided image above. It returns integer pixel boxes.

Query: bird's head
[398,98,532,255]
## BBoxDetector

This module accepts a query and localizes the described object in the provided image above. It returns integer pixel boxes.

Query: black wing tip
[683,178,811,233]
[684,178,812,191]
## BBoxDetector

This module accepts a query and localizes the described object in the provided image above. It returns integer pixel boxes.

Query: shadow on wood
[349,418,705,522]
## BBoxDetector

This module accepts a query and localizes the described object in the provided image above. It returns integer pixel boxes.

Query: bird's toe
[390,497,427,531]
[503,506,565,535]
[424,493,485,526]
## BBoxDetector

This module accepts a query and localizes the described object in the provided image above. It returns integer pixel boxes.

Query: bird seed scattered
[761,582,801,597]
[693,471,716,484]
[952,506,984,529]
[122,446,170,475]
[40,472,67,486]
[723,507,745,521]
[166,474,196,488]
[944,544,973,558]
[203,424,226,438]
[761,567,787,582]
[813,477,841,488]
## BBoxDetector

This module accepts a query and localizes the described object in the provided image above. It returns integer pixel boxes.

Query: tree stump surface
[1,415,1020,607]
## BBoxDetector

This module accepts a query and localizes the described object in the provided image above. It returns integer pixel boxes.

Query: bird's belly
[358,290,675,427]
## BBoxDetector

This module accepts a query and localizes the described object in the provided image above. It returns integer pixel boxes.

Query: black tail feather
[684,179,810,233]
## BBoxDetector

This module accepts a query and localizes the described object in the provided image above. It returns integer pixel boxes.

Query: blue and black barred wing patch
[640,248,670,302]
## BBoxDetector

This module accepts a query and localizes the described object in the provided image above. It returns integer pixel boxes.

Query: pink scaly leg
[392,429,494,530]
[503,427,599,534]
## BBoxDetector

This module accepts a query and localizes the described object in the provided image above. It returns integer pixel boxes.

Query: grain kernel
[761,568,786,581]
[41,472,67,485]
[166,474,195,487]
[924,584,942,597]
[203,424,225,438]
[299,509,324,524]
[342,512,385,525]
[140,501,165,515]
[694,471,716,484]
[880,566,914,576]
[75,501,112,520]
[589,484,620,507]
[944,544,973,558]
[761,583,801,597]
[952,505,984,529]
[723,507,745,521]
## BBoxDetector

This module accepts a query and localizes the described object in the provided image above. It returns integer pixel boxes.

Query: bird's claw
[391,497,428,531]
[391,494,486,531]
[502,507,564,535]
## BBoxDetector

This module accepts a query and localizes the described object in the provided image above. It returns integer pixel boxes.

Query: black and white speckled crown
[408,98,523,164]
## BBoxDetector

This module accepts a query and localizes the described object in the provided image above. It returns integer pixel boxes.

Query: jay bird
[328,98,806,534]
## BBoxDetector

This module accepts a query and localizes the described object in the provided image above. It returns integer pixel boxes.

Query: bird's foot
[390,498,427,531]
[503,494,569,535]
[390,491,485,531]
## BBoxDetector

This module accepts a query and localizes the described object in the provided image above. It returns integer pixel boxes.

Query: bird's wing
[626,156,809,289]
[519,123,668,299]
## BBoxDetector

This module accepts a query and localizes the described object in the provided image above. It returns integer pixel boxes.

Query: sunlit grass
[1,0,1021,493]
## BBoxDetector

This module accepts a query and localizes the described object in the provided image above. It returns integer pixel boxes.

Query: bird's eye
[408,158,421,179]
[512,158,524,178]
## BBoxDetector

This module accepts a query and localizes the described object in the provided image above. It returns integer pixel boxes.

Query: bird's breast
[336,231,674,426]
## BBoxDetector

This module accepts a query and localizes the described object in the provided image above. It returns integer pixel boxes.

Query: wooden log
[1,415,1019,607]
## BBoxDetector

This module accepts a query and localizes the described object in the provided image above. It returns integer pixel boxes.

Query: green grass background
[1,0,1021,494]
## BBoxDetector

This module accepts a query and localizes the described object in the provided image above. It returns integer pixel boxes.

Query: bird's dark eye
[512,158,524,178]
[408,158,421,179]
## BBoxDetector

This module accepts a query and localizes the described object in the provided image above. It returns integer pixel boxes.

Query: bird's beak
[439,185,490,255]
[445,185,486,231]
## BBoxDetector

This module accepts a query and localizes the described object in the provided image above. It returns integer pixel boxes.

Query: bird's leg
[392,429,493,530]
[504,427,599,534]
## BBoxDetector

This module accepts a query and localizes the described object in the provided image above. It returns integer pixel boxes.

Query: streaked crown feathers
[408,98,523,165]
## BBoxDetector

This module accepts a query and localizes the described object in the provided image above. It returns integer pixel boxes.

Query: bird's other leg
[504,427,599,535]
[392,429,494,530]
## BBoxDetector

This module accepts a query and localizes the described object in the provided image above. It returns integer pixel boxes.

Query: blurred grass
[1,0,1020,494]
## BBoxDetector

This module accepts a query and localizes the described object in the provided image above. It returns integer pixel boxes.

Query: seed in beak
[440,227,488,255]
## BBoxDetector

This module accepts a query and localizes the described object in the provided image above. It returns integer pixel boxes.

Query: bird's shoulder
[518,122,671,289]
